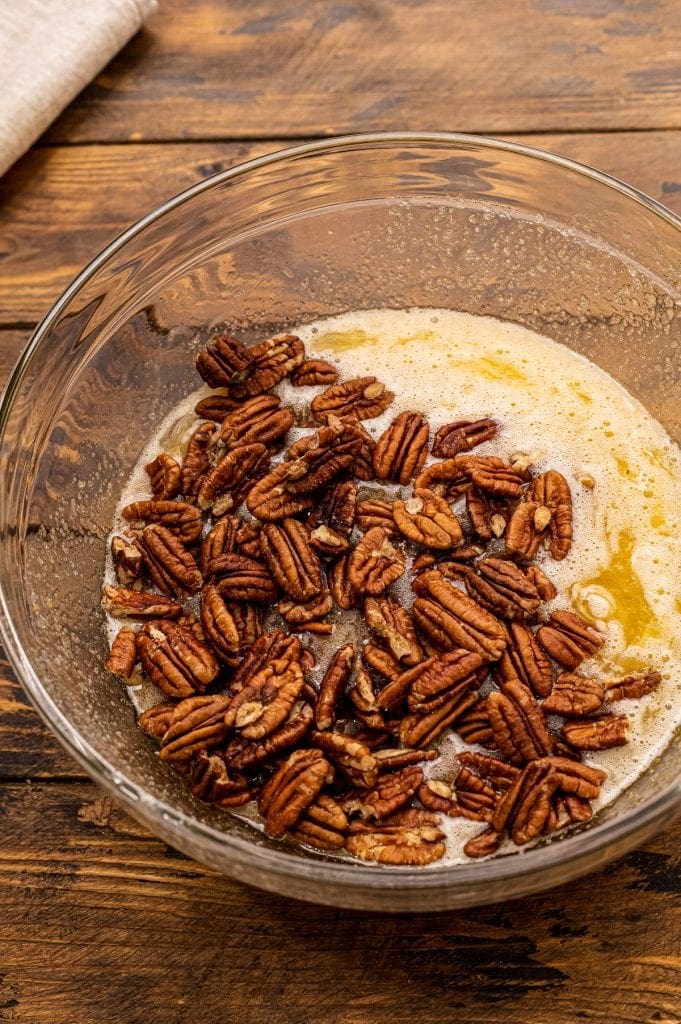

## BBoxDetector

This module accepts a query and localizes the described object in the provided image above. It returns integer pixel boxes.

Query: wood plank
[42,0,681,142]
[1,131,681,324]
[0,781,679,1024]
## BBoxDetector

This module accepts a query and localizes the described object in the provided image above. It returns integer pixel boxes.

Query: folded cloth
[0,0,156,177]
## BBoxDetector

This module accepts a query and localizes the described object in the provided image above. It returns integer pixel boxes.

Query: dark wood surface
[0,2,680,1021]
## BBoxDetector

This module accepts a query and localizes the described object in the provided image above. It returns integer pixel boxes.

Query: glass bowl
[1,133,679,912]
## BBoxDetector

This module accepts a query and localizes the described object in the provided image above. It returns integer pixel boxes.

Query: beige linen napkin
[0,0,156,177]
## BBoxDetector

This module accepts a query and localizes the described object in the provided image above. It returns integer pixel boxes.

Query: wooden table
[1,3,680,1021]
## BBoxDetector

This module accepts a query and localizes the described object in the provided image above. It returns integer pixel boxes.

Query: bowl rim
[2,130,680,897]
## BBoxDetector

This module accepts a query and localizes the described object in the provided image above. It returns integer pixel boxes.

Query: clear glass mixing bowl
[1,133,679,911]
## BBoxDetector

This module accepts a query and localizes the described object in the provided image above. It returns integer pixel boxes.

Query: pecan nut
[315,644,354,730]
[195,333,254,387]
[136,525,203,597]
[197,443,269,514]
[465,485,508,541]
[453,767,498,821]
[102,584,182,620]
[417,779,459,815]
[159,694,231,763]
[537,611,604,669]
[111,536,143,587]
[347,526,405,595]
[561,714,629,750]
[199,515,240,574]
[224,656,305,739]
[492,761,560,845]
[412,570,507,661]
[534,756,606,799]
[138,702,174,740]
[246,462,315,521]
[307,480,357,541]
[327,553,359,610]
[463,829,503,859]
[399,687,478,748]
[190,751,259,807]
[225,701,313,769]
[180,421,215,498]
[373,411,429,484]
[257,748,330,839]
[453,699,495,748]
[542,672,605,717]
[284,422,361,494]
[524,564,557,601]
[211,553,278,603]
[259,518,324,601]
[345,809,446,866]
[290,358,339,386]
[460,558,541,621]
[145,453,181,500]
[457,751,520,790]
[505,501,547,560]
[138,620,219,698]
[605,670,661,701]
[194,393,241,422]
[361,641,402,681]
[487,680,554,764]
[393,490,463,550]
[356,498,396,534]
[493,622,554,699]
[219,395,294,451]
[122,499,203,545]
[200,585,241,665]
[290,794,348,849]
[311,376,395,422]
[229,630,302,692]
[228,335,305,399]
[529,470,573,560]
[311,730,378,788]
[348,666,386,731]
[278,590,334,628]
[106,628,137,677]
[432,418,497,457]
[364,597,423,666]
[342,766,423,820]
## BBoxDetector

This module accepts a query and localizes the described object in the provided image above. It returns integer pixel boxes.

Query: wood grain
[2,130,681,324]
[41,0,681,142]
[0,782,679,1024]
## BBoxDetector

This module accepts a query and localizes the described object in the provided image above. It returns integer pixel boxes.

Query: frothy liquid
[107,308,681,863]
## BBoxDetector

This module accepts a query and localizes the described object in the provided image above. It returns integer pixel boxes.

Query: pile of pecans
[103,330,661,865]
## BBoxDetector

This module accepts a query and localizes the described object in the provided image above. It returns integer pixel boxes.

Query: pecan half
[454,767,498,821]
[229,630,302,692]
[605,670,661,701]
[458,751,520,790]
[465,485,508,541]
[122,499,203,545]
[537,611,604,670]
[138,702,174,740]
[311,376,395,422]
[224,656,305,739]
[374,747,439,771]
[412,571,507,661]
[542,672,605,717]
[562,715,629,750]
[534,756,606,799]
[432,418,497,457]
[453,699,495,748]
[399,687,478,748]
[284,422,361,494]
[228,600,263,652]
[290,794,348,849]
[190,751,259,807]
[524,564,557,601]
[347,526,405,595]
[195,333,254,388]
[145,453,181,500]
[463,829,503,859]
[345,809,446,865]
[290,358,339,386]
[278,590,333,628]
[468,458,526,499]
[505,501,546,560]
[111,536,143,587]
[212,553,278,603]
[246,462,315,521]
[138,620,219,698]
[235,520,262,559]
[158,694,231,763]
[258,748,330,839]
[529,470,573,560]
[417,779,459,815]
[308,524,349,557]
[311,730,378,788]
[194,393,241,422]
[200,585,241,665]
[414,457,477,500]
[102,584,182,620]
[342,766,423,820]
[219,395,294,451]
[379,649,482,716]
[106,628,137,677]
[487,680,554,764]
[393,491,463,550]
[307,480,357,541]
[348,666,386,731]
[315,644,354,730]
[492,761,560,845]
[258,519,324,601]
[180,421,215,498]
[460,558,541,621]
[197,443,269,514]
[364,597,423,666]
[493,622,553,699]
[136,525,202,597]
[361,641,402,681]
[356,498,396,535]
[199,515,240,574]
[373,411,429,484]
[225,701,313,769]
[228,335,305,399]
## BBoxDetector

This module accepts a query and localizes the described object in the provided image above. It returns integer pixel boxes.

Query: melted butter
[568,381,593,404]
[315,328,380,353]
[572,529,659,648]
[612,451,638,481]
[643,447,675,476]
[451,355,528,384]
